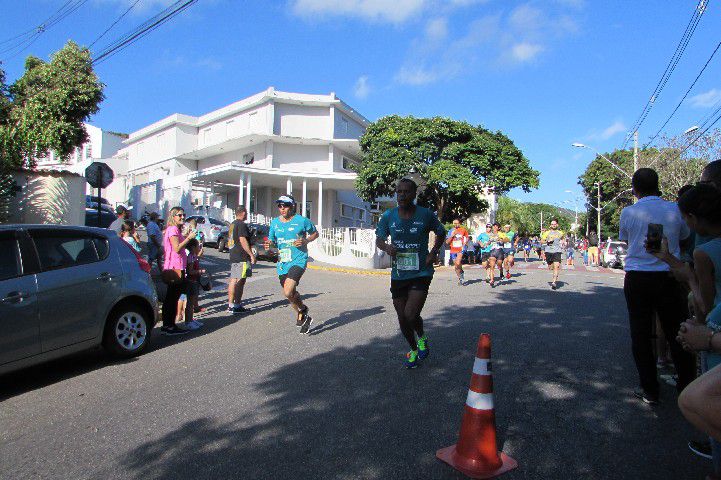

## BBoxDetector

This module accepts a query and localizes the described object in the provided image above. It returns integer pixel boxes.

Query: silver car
[0,225,159,375]
[185,213,229,246]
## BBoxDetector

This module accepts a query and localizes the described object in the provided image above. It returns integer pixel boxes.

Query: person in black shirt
[227,206,256,313]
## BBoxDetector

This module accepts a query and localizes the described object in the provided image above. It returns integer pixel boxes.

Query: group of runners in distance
[258,177,566,368]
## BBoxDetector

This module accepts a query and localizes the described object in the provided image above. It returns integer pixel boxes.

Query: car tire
[218,238,226,252]
[102,303,152,358]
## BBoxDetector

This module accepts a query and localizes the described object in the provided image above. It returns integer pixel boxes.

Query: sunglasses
[277,203,293,208]
[175,213,185,217]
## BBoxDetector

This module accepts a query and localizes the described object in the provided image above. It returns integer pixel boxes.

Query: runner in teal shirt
[376,178,445,369]
[265,194,319,334]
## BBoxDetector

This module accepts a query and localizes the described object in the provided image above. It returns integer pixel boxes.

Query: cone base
[436,445,517,479]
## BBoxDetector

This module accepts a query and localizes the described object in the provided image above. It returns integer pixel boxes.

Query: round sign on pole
[85,162,114,189]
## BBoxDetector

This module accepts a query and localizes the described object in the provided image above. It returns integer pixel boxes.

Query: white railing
[308,226,388,269]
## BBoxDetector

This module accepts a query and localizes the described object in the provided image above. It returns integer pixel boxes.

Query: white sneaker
[183,321,200,330]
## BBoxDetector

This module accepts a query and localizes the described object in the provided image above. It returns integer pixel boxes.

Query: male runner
[477,224,493,283]
[447,218,469,285]
[264,194,319,334]
[541,218,565,290]
[487,222,505,286]
[376,178,445,369]
[502,224,517,279]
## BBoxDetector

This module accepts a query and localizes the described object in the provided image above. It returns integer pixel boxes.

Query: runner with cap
[477,223,493,283]
[264,194,319,334]
[487,222,506,286]
[376,178,446,369]
[447,218,469,286]
[502,224,517,279]
[541,218,565,290]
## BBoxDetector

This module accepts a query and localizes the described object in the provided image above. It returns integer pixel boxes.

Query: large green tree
[496,196,574,236]
[0,40,104,169]
[355,115,539,223]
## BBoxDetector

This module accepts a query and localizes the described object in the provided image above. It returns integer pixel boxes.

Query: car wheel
[218,238,226,252]
[103,304,151,358]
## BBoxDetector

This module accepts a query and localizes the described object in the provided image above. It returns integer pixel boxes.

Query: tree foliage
[495,196,575,236]
[0,40,104,169]
[355,115,539,223]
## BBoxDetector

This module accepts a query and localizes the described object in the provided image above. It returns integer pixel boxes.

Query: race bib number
[503,242,512,248]
[279,248,292,263]
[396,252,420,271]
[452,240,463,248]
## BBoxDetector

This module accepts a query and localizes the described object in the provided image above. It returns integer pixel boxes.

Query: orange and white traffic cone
[436,333,517,479]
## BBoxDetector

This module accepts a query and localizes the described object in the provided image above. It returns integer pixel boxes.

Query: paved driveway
[0,249,709,479]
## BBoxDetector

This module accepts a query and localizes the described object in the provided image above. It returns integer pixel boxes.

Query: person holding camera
[619,168,696,405]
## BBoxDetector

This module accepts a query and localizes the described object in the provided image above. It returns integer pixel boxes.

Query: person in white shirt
[619,168,696,405]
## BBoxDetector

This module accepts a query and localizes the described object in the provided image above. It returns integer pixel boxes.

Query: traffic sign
[85,162,114,189]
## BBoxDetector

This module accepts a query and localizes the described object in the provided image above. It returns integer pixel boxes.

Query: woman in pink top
[161,206,197,335]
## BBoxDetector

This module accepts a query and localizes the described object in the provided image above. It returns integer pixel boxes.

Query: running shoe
[459,272,465,286]
[688,440,713,460]
[505,271,511,280]
[297,308,308,326]
[182,321,200,330]
[299,311,313,334]
[229,305,248,314]
[417,335,429,360]
[633,389,659,405]
[551,282,557,290]
[161,326,189,336]
[405,350,419,369]
[189,320,203,328]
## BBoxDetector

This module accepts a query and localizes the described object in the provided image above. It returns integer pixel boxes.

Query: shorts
[279,265,305,286]
[546,252,562,264]
[230,261,253,280]
[567,250,574,258]
[588,246,599,255]
[187,280,200,296]
[503,248,515,256]
[390,276,433,299]
[480,252,491,263]
[490,249,505,260]
[449,252,462,262]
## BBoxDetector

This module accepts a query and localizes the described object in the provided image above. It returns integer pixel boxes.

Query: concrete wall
[273,143,329,172]
[333,107,365,139]
[274,104,331,139]
[8,170,85,225]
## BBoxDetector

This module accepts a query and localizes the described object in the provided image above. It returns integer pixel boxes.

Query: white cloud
[290,0,427,23]
[425,18,448,41]
[353,75,371,98]
[395,65,443,85]
[690,88,721,108]
[586,120,627,141]
[510,42,544,62]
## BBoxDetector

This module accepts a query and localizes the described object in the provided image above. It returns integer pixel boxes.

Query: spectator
[227,206,256,314]
[619,167,696,404]
[184,238,205,328]
[146,212,163,272]
[565,238,575,266]
[109,205,132,235]
[120,221,140,252]
[161,206,197,336]
[588,229,600,266]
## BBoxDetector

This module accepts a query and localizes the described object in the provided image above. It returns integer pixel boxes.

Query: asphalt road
[0,250,710,480]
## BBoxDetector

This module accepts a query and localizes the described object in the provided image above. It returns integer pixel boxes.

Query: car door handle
[97,272,112,282]
[2,291,28,304]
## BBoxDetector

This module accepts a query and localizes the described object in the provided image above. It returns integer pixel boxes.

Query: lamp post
[572,143,632,178]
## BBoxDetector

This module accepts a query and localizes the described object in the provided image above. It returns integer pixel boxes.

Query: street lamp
[572,143,632,178]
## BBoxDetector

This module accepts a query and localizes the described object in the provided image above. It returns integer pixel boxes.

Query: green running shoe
[417,335,429,360]
[405,350,419,369]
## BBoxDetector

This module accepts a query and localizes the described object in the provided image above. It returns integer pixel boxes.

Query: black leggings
[162,280,188,328]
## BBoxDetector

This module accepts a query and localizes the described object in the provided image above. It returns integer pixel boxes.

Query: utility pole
[596,182,602,239]
[633,130,639,173]
[540,211,543,235]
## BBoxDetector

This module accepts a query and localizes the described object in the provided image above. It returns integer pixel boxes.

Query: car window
[32,235,100,271]
[93,238,110,260]
[0,238,20,281]
[209,218,225,226]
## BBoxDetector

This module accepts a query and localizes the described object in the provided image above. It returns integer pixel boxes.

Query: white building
[33,123,129,204]
[122,87,372,228]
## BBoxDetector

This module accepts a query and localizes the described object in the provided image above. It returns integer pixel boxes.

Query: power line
[93,0,198,65]
[622,0,709,149]
[89,0,142,49]
[643,38,721,148]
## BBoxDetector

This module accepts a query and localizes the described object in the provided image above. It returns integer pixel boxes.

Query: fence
[308,226,389,269]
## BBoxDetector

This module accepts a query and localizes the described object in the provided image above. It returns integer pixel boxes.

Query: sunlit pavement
[0,249,709,480]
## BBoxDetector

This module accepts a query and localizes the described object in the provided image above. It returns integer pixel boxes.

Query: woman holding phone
[161,206,197,336]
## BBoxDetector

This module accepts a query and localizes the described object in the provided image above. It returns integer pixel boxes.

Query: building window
[86,143,93,159]
[340,203,366,221]
[242,153,254,165]
[341,116,349,135]
[342,156,358,171]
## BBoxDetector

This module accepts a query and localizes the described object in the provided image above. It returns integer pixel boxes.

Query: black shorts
[480,252,491,262]
[390,276,433,299]
[546,252,562,264]
[490,249,505,260]
[279,265,305,286]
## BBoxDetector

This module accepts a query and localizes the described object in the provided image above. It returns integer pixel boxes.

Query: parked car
[0,225,159,375]
[216,222,279,261]
[185,214,228,246]
[85,195,114,214]
[85,208,117,228]
[601,240,628,269]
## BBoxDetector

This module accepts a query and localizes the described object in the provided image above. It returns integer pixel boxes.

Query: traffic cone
[436,334,517,479]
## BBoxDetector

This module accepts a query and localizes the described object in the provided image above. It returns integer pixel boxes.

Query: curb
[307,264,391,276]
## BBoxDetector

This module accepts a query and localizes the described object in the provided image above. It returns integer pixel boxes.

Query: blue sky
[2,1,720,206]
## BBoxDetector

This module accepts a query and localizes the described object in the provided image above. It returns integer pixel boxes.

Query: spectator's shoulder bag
[161,269,184,284]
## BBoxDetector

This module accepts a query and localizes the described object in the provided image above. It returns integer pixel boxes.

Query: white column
[286,177,292,195]
[239,173,245,206]
[245,173,252,212]
[318,180,323,228]
[302,179,307,217]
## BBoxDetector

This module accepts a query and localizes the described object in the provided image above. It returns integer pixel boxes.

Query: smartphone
[646,223,663,252]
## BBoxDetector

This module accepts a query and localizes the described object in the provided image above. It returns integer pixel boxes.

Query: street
[0,249,709,480]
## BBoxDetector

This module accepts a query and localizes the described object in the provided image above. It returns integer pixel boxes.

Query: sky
[2,0,721,208]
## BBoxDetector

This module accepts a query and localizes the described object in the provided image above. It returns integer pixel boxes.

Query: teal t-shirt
[503,231,516,249]
[375,206,446,280]
[269,214,318,276]
[477,233,491,253]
